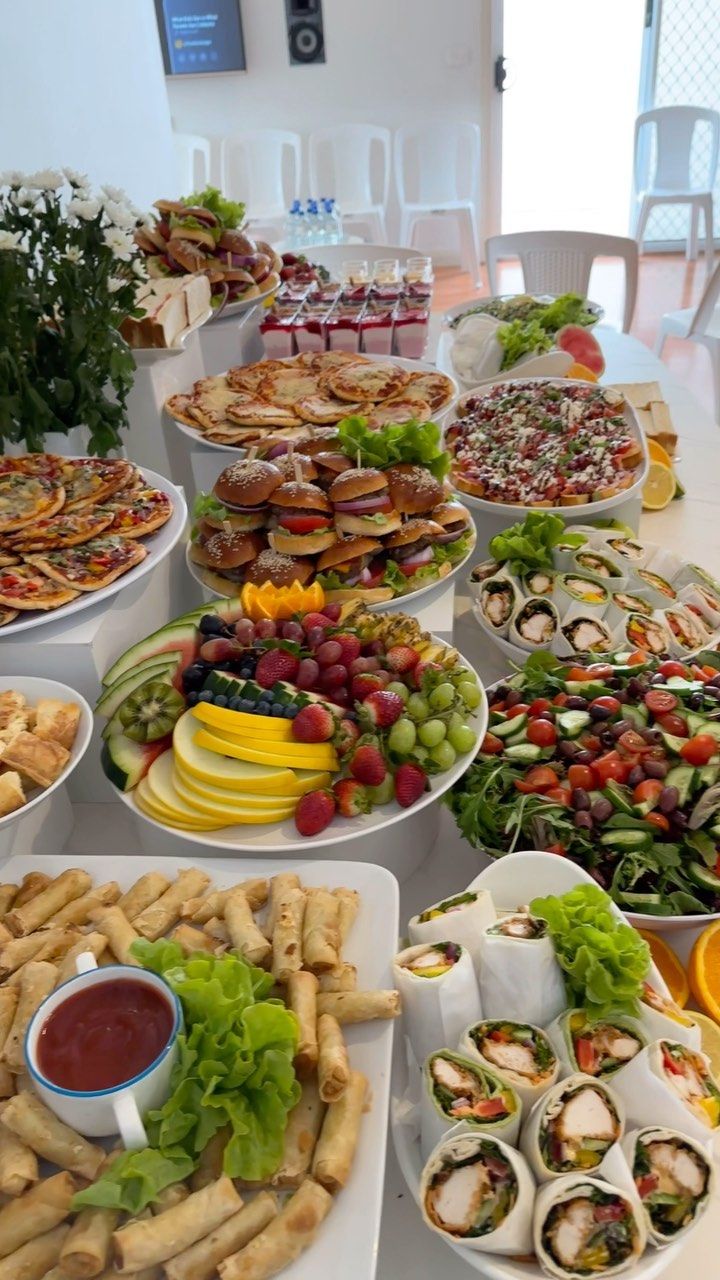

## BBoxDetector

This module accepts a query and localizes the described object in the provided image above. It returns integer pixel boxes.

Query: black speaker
[285,0,325,65]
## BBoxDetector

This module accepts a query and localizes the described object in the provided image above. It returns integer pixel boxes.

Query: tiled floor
[432,253,716,418]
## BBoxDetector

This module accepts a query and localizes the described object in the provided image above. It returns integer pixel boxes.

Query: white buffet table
[17,321,720,1279]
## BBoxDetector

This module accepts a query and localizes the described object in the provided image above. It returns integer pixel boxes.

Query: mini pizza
[59,458,134,510]
[205,426,266,445]
[401,370,456,411]
[366,397,432,428]
[24,536,147,592]
[165,393,201,428]
[225,400,303,429]
[294,394,367,424]
[0,565,81,610]
[0,454,64,478]
[327,361,410,403]
[0,607,18,627]
[0,473,66,532]
[0,552,20,567]
[311,351,369,373]
[101,488,173,538]
[226,360,286,391]
[5,509,116,551]
[187,381,253,432]
[258,369,321,407]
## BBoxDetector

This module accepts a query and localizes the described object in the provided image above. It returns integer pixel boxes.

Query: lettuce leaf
[336,416,450,480]
[382,559,408,595]
[489,512,585,576]
[183,186,246,230]
[497,318,553,370]
[192,491,229,523]
[73,942,299,1214]
[316,570,345,593]
[432,530,473,566]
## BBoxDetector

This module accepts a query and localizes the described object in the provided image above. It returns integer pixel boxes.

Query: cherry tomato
[659,660,690,679]
[528,698,552,716]
[568,763,598,790]
[626,649,648,665]
[545,786,572,805]
[594,752,631,785]
[481,732,504,755]
[645,811,670,833]
[703,664,720,680]
[591,695,622,716]
[633,779,664,807]
[579,733,604,755]
[552,692,569,707]
[490,699,507,713]
[618,730,652,755]
[515,765,559,794]
[506,703,530,720]
[681,734,718,766]
[645,689,679,715]
[585,663,616,679]
[567,666,594,682]
[545,843,567,857]
[527,719,557,747]
[656,712,689,738]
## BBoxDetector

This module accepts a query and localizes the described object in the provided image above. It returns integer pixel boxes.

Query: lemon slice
[642,461,677,510]
[689,1011,720,1077]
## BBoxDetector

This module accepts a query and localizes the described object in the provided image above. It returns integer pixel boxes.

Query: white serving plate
[391,850,680,1280]
[0,851,397,1280]
[213,279,279,320]
[0,465,187,638]
[166,355,459,455]
[443,293,604,329]
[450,349,575,394]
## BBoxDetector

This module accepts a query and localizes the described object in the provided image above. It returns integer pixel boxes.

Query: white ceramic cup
[24,952,182,1145]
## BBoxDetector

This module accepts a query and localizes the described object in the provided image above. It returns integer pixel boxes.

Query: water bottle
[305,199,320,246]
[329,198,344,244]
[283,200,301,249]
[294,208,306,250]
[321,198,335,244]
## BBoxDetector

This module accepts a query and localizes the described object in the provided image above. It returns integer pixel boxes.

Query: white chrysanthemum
[26,169,64,190]
[63,166,89,188]
[63,245,84,264]
[68,197,101,221]
[104,199,135,231]
[103,226,134,261]
[0,170,25,188]
[132,258,147,279]
[0,230,26,252]
[102,183,128,204]
[9,189,33,208]
[107,275,127,293]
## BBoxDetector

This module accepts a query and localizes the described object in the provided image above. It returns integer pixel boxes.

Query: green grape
[407,693,430,721]
[413,745,430,766]
[418,719,446,748]
[457,680,481,710]
[430,740,457,770]
[388,717,416,754]
[453,666,478,685]
[369,774,395,805]
[386,681,409,703]
[428,682,455,711]
[447,724,478,754]
[448,711,465,733]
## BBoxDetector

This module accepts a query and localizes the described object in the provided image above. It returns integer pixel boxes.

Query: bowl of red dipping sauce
[25,960,182,1142]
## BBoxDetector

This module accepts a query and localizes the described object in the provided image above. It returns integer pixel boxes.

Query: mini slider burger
[268,481,338,555]
[329,467,402,536]
[316,536,391,602]
[189,529,266,593]
[384,517,448,588]
[244,547,314,587]
[431,500,472,547]
[385,463,445,515]
[210,459,284,531]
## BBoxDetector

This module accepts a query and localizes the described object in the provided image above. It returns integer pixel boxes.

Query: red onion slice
[333,495,392,513]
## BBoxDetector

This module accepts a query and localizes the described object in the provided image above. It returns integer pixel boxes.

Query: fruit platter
[391,850,717,1280]
[470,512,720,665]
[96,592,487,851]
[446,648,720,924]
[187,418,475,608]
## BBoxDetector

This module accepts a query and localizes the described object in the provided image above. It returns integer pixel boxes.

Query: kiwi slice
[118,679,185,743]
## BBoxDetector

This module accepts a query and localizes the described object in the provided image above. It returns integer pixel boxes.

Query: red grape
[199,638,243,662]
[320,664,347,689]
[331,687,350,707]
[306,626,327,649]
[255,619,277,639]
[296,658,320,690]
[281,620,305,644]
[349,656,381,676]
[233,619,256,646]
[316,640,343,667]
[322,602,342,622]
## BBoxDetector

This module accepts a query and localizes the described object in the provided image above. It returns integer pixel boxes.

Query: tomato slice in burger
[278,514,332,534]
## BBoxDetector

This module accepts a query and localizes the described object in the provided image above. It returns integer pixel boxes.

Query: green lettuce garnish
[497,318,553,370]
[73,942,299,1214]
[489,512,585,576]
[530,884,650,1021]
[191,491,230,540]
[183,186,246,230]
[432,530,474,566]
[336,417,450,480]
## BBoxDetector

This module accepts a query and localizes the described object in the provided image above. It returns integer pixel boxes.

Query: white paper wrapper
[678,582,720,629]
[460,1020,560,1108]
[478,575,521,638]
[645,546,685,584]
[673,562,720,595]
[519,1072,625,1184]
[551,531,596,573]
[663,604,713,656]
[571,550,629,591]
[637,997,702,1051]
[394,942,482,1068]
[610,1041,720,1146]
[553,615,615,658]
[614,611,674,657]
[469,559,504,602]
[408,890,496,971]
[544,1012,647,1080]
[477,919,567,1027]
[620,1125,715,1248]
[601,536,652,572]
[509,597,561,651]
[603,591,654,631]
[555,573,611,618]
[635,570,678,608]
[420,1050,522,1161]
[533,1173,647,1278]
[420,1127,535,1256]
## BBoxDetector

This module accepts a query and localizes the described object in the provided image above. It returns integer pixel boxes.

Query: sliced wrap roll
[533,1173,647,1278]
[509,597,561,651]
[478,576,521,638]
[393,941,482,1068]
[637,982,701,1051]
[545,1011,646,1080]
[459,1019,559,1107]
[420,1049,521,1160]
[623,1125,714,1248]
[611,1040,720,1146]
[420,1130,535,1256]
[407,890,495,971]
[477,914,566,1028]
[520,1073,625,1184]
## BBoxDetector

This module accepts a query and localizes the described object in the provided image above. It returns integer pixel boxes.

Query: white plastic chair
[633,106,720,264]
[220,130,301,223]
[173,133,211,192]
[308,124,390,242]
[394,122,481,284]
[485,230,639,333]
[655,258,720,422]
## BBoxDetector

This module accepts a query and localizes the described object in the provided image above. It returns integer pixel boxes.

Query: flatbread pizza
[294,394,367,424]
[326,361,410,403]
[164,393,201,428]
[25,536,147,592]
[59,458,134,510]
[0,565,81,611]
[225,400,303,429]
[0,473,65,532]
[101,488,173,538]
[5,509,115,551]
[400,370,456,411]
[0,607,18,627]
[365,397,432,428]
[311,351,369,373]
[258,369,321,407]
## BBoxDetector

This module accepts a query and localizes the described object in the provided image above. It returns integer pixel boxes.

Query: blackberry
[199,615,225,636]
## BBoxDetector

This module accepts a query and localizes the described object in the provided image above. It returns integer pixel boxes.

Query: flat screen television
[154,0,246,75]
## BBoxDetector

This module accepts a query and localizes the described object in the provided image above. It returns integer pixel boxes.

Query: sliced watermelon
[102,736,170,791]
[556,323,605,376]
[102,622,199,688]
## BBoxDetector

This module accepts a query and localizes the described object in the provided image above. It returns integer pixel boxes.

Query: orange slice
[638,930,689,1007]
[689,1011,720,1076]
[646,438,675,469]
[565,362,599,383]
[688,919,720,1023]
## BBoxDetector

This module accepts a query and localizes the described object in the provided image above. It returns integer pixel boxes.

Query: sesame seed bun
[243,548,314,587]
[431,500,471,530]
[270,481,332,513]
[189,529,266,571]
[273,454,318,483]
[312,452,354,483]
[384,518,444,550]
[214,459,283,508]
[328,468,388,502]
[316,536,382,572]
[385,463,445,514]
[269,527,338,556]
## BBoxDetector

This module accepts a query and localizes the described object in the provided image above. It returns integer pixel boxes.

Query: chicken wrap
[545,1011,646,1080]
[420,1131,535,1256]
[478,914,567,1028]
[533,1174,647,1278]
[664,605,711,655]
[572,550,628,585]
[393,941,482,1068]
[638,982,701,1051]
[520,1074,624,1184]
[678,581,720,628]
[509,598,561,651]
[624,1125,714,1247]
[420,1050,521,1160]
[611,1040,720,1146]
[478,576,520,638]
[523,568,556,597]
[555,616,615,657]
[618,612,673,657]
[407,890,495,971]
[460,1019,559,1107]
[555,574,610,618]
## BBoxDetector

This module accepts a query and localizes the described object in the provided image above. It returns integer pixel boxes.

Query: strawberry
[411,660,443,690]
[350,744,386,787]
[255,648,300,688]
[333,778,371,817]
[292,703,336,743]
[335,718,360,756]
[385,644,420,674]
[394,761,428,808]
[333,632,361,665]
[350,672,385,702]
[294,789,336,836]
[360,690,405,729]
[302,611,333,632]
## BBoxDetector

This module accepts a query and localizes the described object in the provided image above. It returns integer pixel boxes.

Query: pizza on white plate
[24,536,147,592]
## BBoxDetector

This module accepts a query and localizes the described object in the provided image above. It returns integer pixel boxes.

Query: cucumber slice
[660,731,689,755]
[599,829,653,851]
[621,704,649,729]
[603,780,636,816]
[492,716,527,739]
[564,681,611,698]
[687,861,720,892]
[95,661,175,718]
[618,891,667,913]
[665,765,697,806]
[504,743,543,763]
[557,710,591,737]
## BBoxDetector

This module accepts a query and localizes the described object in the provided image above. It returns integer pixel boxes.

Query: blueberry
[285,705,299,718]
[271,704,285,717]
[198,690,214,703]
[229,697,242,710]
[239,698,253,711]
[187,691,199,706]
[214,695,228,707]
[199,615,224,636]
[239,666,253,679]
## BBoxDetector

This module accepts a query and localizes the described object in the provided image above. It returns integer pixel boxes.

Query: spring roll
[113,1176,243,1271]
[225,892,271,968]
[203,917,230,944]
[316,963,357,993]
[0,1171,75,1258]
[270,1080,326,1189]
[133,870,211,942]
[333,887,359,946]
[217,1178,332,1280]
[60,1204,119,1278]
[460,1019,560,1107]
[394,940,479,1066]
[117,872,171,922]
[312,1069,367,1193]
[284,973,316,1080]
[0,1222,69,1279]
[421,1131,534,1256]
[266,874,301,938]
[623,1125,714,1247]
[0,933,56,980]
[54,933,107,986]
[317,1014,349,1104]
[2,963,56,1073]
[183,880,268,925]
[170,924,220,956]
[47,883,121,929]
[533,1174,647,1277]
[0,991,17,1099]
[12,875,50,910]
[190,1127,230,1192]
[302,889,340,973]
[150,1182,190,1213]
[165,1192,278,1280]
[0,1119,37,1197]
[0,888,17,918]
[5,870,91,937]
[2,1093,104,1181]
[520,1074,625,1184]
[271,885,306,983]
[87,906,140,967]
[421,1050,521,1161]
[315,990,400,1025]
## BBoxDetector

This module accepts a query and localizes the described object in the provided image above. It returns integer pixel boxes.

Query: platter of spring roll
[0,853,399,1280]
[391,850,718,1280]
[470,512,720,664]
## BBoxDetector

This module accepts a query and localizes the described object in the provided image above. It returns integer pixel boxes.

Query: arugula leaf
[336,416,450,479]
[489,512,585,576]
[183,186,246,229]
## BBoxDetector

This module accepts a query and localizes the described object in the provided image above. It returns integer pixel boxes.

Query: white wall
[0,0,175,210]
[167,0,487,254]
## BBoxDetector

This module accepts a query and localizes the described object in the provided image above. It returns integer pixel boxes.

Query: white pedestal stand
[197,305,265,375]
